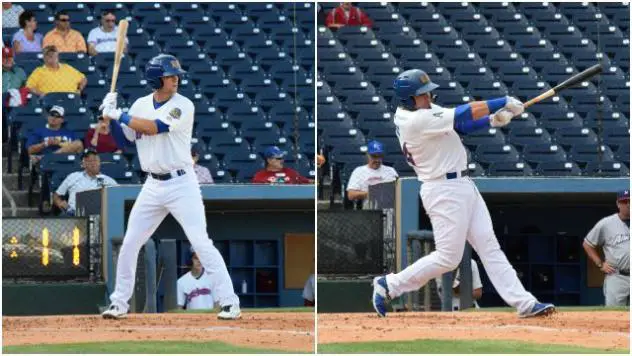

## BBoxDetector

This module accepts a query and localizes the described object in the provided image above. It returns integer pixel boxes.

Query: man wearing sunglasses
[346,140,398,205]
[252,146,313,184]
[88,10,127,57]
[42,10,87,53]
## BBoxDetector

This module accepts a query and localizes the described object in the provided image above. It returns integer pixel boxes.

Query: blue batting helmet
[145,54,187,90]
[393,69,439,110]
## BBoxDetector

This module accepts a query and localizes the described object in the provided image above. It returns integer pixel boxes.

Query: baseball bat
[109,19,129,93]
[523,63,603,108]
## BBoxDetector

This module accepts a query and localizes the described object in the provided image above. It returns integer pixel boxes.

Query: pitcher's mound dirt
[3,312,314,352]
[318,311,629,351]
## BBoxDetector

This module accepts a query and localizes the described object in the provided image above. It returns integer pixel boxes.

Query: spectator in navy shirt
[27,105,83,161]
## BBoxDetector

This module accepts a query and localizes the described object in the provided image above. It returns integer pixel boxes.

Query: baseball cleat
[101,304,127,320]
[372,276,390,317]
[520,302,555,318]
[217,305,241,320]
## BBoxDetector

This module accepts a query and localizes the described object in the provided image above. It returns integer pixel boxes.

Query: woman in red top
[84,117,121,153]
[252,146,313,184]
[325,2,373,29]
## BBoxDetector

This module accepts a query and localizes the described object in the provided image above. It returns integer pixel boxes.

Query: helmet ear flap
[404,96,416,110]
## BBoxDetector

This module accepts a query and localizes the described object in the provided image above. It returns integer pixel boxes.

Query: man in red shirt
[84,116,122,153]
[252,146,313,184]
[325,2,373,29]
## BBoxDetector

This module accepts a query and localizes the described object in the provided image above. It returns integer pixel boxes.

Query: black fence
[318,210,384,274]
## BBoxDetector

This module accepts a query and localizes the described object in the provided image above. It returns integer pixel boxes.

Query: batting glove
[490,108,513,127]
[99,92,118,112]
[102,106,122,121]
[505,96,524,116]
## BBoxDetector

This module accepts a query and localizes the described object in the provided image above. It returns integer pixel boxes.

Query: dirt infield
[3,312,314,352]
[318,311,629,351]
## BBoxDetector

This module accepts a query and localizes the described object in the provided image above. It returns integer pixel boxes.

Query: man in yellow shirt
[42,11,86,53]
[26,45,87,97]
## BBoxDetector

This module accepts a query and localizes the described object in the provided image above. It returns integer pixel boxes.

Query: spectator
[26,105,84,159]
[177,246,215,310]
[191,145,213,184]
[42,11,87,53]
[252,146,313,184]
[53,148,117,216]
[84,116,122,153]
[583,190,630,306]
[87,10,127,56]
[2,47,26,94]
[435,259,483,311]
[325,2,372,29]
[2,3,24,28]
[346,140,398,203]
[25,45,87,97]
[303,273,315,307]
[12,10,43,54]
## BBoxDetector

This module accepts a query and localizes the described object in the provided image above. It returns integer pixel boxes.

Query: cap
[2,47,13,59]
[617,190,629,201]
[367,140,384,155]
[190,143,201,156]
[82,148,98,159]
[49,105,65,117]
[264,146,287,159]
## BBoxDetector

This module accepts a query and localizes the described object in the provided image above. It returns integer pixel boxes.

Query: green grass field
[3,341,293,354]
[318,339,629,354]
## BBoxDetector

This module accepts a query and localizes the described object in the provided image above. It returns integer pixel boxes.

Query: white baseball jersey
[122,93,195,174]
[177,270,215,310]
[435,259,483,310]
[394,104,467,181]
[87,26,127,53]
[302,274,315,302]
[346,164,399,192]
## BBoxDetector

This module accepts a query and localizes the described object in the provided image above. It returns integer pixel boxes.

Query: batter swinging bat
[109,19,129,93]
[523,63,603,108]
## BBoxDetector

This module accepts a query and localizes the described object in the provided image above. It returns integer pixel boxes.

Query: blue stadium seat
[584,161,630,177]
[504,113,539,130]
[614,145,630,165]
[554,127,599,150]
[569,144,615,166]
[535,161,582,177]
[603,127,631,149]
[539,112,585,131]
[522,144,568,166]
[224,105,268,126]
[487,161,534,177]
[462,127,506,150]
[474,144,521,168]
[508,127,552,148]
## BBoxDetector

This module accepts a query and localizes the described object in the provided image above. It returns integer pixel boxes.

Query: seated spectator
[2,3,24,28]
[192,145,213,184]
[26,105,84,159]
[177,246,215,310]
[12,10,43,54]
[84,116,122,153]
[42,11,87,53]
[435,259,483,311]
[346,140,398,203]
[2,47,26,94]
[252,146,313,184]
[87,10,127,56]
[325,2,372,29]
[53,148,117,216]
[25,45,87,97]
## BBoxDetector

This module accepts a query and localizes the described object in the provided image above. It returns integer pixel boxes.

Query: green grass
[169,307,314,313]
[318,339,629,354]
[3,341,296,354]
[466,306,630,313]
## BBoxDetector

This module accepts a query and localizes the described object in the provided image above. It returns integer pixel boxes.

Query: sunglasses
[369,154,383,159]
[50,114,63,118]
[104,19,116,23]
[58,18,70,22]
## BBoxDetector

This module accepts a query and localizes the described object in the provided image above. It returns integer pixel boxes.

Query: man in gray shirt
[583,190,630,306]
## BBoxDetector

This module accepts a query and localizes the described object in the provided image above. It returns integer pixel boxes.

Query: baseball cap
[2,47,13,59]
[82,148,98,159]
[617,189,629,201]
[264,146,287,159]
[49,105,65,117]
[367,140,384,155]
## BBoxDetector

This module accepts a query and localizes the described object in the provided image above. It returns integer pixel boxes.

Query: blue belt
[446,170,469,180]
[149,169,186,181]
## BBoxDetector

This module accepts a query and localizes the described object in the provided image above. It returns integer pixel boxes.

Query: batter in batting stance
[100,54,240,320]
[372,69,554,318]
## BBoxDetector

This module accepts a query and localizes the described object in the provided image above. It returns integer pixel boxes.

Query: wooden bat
[523,63,603,108]
[109,19,129,93]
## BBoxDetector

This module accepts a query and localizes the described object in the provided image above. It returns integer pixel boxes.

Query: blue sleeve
[110,119,133,148]
[155,119,170,133]
[453,104,491,135]
[486,97,507,113]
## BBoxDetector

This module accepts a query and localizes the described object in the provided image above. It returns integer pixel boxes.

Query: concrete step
[2,207,41,217]
[3,190,35,208]
[2,155,23,173]
[2,172,41,191]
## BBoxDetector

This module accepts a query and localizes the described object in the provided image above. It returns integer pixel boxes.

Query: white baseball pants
[385,177,537,314]
[109,167,239,311]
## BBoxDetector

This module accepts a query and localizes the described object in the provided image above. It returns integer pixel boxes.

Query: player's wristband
[486,97,507,112]
[119,112,131,125]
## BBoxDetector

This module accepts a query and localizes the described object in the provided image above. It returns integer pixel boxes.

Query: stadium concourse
[3,2,315,217]
[316,2,629,204]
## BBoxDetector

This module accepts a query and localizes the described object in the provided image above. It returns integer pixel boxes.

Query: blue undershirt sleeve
[453,104,491,134]
[155,119,170,133]
[110,119,133,148]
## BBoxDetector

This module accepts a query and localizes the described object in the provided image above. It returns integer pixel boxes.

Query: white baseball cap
[49,105,65,117]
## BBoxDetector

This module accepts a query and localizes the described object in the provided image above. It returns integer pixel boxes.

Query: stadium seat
[522,144,568,166]
[487,161,534,177]
[584,161,630,177]
[507,127,552,148]
[569,144,615,166]
[535,161,583,177]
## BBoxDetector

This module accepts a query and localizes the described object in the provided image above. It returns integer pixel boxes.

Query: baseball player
[346,140,399,204]
[177,246,215,310]
[372,69,555,318]
[582,190,630,306]
[434,259,483,311]
[100,54,240,320]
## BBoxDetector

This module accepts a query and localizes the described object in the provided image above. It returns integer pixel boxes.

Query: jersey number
[402,143,416,166]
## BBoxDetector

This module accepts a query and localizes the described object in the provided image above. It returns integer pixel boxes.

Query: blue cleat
[520,302,555,318]
[372,276,390,317]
